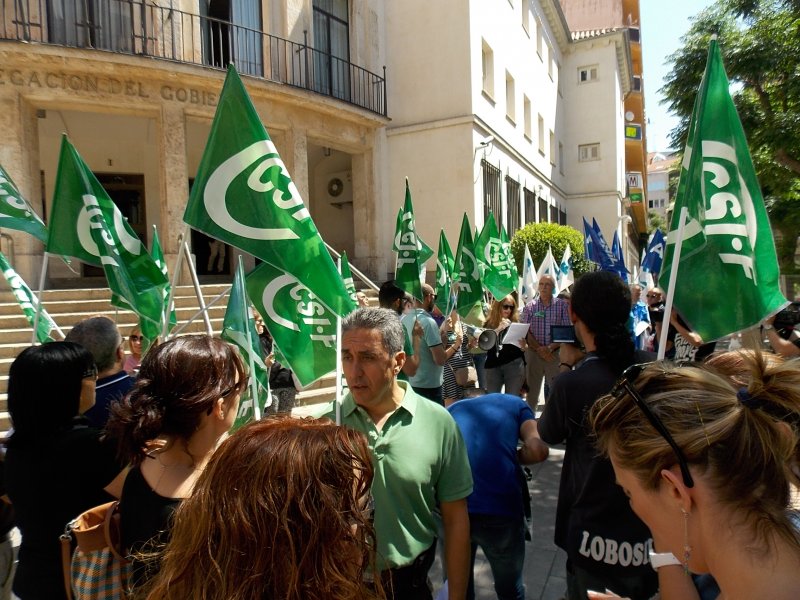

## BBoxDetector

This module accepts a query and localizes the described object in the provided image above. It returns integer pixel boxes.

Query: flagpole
[182,238,213,336]
[31,252,50,345]
[657,207,689,360]
[237,256,262,421]
[162,230,185,340]
[169,287,230,337]
[335,257,343,425]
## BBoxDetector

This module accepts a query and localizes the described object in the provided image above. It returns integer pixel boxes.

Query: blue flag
[584,219,617,271]
[583,217,596,263]
[611,231,628,283]
[641,229,666,275]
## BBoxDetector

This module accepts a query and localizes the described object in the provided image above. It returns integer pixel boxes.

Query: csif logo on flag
[695,140,758,280]
[394,211,422,269]
[204,140,308,241]
[77,194,144,266]
[258,273,337,347]
[456,248,480,292]
[483,240,512,277]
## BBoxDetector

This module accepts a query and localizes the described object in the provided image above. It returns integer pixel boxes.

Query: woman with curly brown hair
[105,334,247,589]
[590,352,800,600]
[143,416,383,600]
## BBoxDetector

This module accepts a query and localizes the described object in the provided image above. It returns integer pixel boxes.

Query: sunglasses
[502,304,515,310]
[82,365,98,380]
[610,363,695,488]
[129,335,143,342]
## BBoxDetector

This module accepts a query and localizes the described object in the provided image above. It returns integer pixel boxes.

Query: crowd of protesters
[2,267,800,600]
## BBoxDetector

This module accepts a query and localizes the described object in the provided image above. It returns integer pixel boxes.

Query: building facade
[1,0,647,288]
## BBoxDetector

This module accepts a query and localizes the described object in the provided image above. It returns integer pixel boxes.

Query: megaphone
[478,329,498,351]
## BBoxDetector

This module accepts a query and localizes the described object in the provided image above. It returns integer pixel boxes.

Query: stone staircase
[0,282,341,434]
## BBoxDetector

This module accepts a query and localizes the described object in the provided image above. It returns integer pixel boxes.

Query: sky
[640,0,716,152]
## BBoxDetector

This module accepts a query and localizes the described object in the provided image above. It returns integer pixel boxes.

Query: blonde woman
[591,353,800,600]
[124,324,143,375]
[482,295,526,396]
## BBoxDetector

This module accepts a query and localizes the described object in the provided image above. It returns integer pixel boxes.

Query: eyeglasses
[502,304,515,310]
[82,365,98,380]
[129,335,143,342]
[610,363,695,488]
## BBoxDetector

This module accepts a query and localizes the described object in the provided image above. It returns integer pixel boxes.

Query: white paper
[502,323,529,348]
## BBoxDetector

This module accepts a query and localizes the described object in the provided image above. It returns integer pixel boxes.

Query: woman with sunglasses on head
[5,342,125,600]
[144,416,383,600]
[482,295,526,396]
[590,351,800,600]
[105,334,247,589]
[537,271,658,600]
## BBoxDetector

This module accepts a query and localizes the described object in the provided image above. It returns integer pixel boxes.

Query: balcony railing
[1,0,387,116]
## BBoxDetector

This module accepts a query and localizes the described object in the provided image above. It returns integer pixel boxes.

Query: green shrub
[510,222,592,278]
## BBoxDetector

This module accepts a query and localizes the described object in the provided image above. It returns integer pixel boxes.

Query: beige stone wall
[0,43,387,284]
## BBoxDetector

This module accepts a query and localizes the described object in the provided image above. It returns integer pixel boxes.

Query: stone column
[157,104,191,284]
[0,92,44,285]
[352,148,384,281]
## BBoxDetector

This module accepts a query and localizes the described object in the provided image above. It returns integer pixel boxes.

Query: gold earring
[681,508,692,574]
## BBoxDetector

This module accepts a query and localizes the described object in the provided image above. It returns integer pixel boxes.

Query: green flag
[434,230,455,314]
[453,214,483,317]
[247,260,342,387]
[661,39,786,341]
[46,135,168,347]
[500,224,518,282]
[474,212,516,300]
[0,165,48,244]
[150,225,177,336]
[392,180,427,300]
[183,64,353,317]
[222,261,270,430]
[339,251,358,305]
[0,251,59,344]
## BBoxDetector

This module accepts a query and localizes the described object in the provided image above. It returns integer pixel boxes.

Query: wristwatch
[649,551,681,571]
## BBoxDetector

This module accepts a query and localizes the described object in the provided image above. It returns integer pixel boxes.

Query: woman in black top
[106,335,247,588]
[5,342,123,600]
[483,295,526,396]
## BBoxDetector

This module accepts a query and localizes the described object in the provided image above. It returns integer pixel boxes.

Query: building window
[549,131,556,166]
[522,0,530,34]
[538,114,545,155]
[523,96,532,140]
[524,187,536,224]
[538,196,548,222]
[546,42,553,79]
[536,17,543,59]
[482,40,495,99]
[482,160,502,222]
[506,176,521,235]
[550,205,559,223]
[558,142,564,174]
[559,208,567,225]
[578,65,598,83]
[579,143,600,162]
[506,71,516,123]
[313,0,349,99]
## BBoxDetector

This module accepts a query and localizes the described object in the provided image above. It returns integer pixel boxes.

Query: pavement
[429,446,568,600]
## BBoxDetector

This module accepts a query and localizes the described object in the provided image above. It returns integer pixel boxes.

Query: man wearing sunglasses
[65,315,136,428]
[537,271,658,600]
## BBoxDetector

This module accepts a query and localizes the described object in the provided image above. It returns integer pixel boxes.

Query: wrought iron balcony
[1,0,387,116]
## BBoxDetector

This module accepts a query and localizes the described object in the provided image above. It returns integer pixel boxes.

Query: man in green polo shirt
[330,307,473,600]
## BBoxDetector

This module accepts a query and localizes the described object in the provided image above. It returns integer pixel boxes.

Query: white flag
[536,245,560,295]
[519,244,538,306]
[558,244,574,290]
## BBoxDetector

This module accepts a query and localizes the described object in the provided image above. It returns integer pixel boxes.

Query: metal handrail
[325,242,379,292]
[1,0,387,116]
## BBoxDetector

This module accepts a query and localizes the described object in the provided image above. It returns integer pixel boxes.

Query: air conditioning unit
[325,171,352,205]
